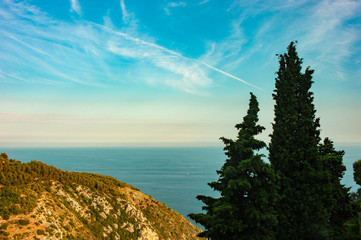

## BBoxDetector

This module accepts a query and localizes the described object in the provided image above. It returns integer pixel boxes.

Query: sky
[0,0,360,147]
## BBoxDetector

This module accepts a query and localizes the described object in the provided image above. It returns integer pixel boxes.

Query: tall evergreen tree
[269,41,329,239]
[319,138,353,239]
[189,93,278,240]
[354,160,361,187]
[352,159,361,207]
[349,159,361,239]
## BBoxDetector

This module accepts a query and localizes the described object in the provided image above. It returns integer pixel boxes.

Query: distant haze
[0,0,360,147]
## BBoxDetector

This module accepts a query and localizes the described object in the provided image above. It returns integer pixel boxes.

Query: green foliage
[319,138,355,239]
[189,93,278,240]
[0,151,147,239]
[346,159,361,239]
[0,185,37,219]
[0,230,10,236]
[351,160,361,207]
[190,42,354,240]
[0,151,137,220]
[0,223,8,231]
[354,160,361,186]
[36,229,45,235]
[17,219,30,226]
[268,41,334,239]
[63,224,71,232]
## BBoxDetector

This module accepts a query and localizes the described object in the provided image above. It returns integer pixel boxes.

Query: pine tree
[189,93,278,240]
[269,41,329,239]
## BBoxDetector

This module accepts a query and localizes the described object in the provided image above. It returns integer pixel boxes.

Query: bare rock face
[0,156,202,240]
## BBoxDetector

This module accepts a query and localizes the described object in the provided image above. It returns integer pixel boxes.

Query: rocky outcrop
[0,178,201,240]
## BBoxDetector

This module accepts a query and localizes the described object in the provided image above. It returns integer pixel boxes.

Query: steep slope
[0,153,201,239]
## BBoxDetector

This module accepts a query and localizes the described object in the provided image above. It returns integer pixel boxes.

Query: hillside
[0,153,201,240]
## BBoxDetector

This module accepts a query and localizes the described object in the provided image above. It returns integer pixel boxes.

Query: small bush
[17,219,30,226]
[64,224,71,231]
[36,229,45,235]
[0,223,8,230]
[1,230,10,236]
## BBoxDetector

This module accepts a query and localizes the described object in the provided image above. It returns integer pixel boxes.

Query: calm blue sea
[1,146,360,224]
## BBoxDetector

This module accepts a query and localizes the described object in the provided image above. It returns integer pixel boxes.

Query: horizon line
[1,141,361,149]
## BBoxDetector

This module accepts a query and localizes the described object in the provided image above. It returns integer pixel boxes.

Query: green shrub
[36,229,45,235]
[0,223,8,230]
[0,230,10,236]
[17,219,30,226]
[64,224,71,231]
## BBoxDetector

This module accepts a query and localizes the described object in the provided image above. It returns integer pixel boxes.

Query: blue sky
[0,0,360,147]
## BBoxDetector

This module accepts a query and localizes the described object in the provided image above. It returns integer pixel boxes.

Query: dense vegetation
[0,152,200,239]
[0,152,139,238]
[190,42,361,239]
[189,93,278,240]
[351,160,361,235]
[0,151,133,219]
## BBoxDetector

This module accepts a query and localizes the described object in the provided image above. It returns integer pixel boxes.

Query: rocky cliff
[0,153,201,239]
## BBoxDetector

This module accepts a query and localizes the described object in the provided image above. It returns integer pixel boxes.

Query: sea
[1,146,360,224]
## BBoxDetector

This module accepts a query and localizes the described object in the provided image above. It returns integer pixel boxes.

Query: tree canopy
[191,41,355,240]
[268,41,332,239]
[189,93,278,240]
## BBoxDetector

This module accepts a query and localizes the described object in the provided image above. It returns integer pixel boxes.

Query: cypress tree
[189,93,278,240]
[269,41,329,239]
[350,160,361,239]
[352,159,361,205]
[354,160,361,187]
[319,138,354,239]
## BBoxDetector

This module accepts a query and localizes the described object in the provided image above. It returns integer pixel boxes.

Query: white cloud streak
[204,0,361,87]
[0,0,260,93]
[98,24,261,91]
[297,0,361,75]
[0,0,203,91]
[168,2,187,7]
[164,2,187,15]
[200,61,264,90]
[104,31,211,92]
[120,0,129,23]
[70,0,81,15]
[199,0,210,5]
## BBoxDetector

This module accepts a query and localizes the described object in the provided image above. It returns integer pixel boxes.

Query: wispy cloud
[205,0,361,86]
[95,23,261,92]
[0,0,202,91]
[102,24,211,93]
[70,0,81,15]
[120,0,129,23]
[199,0,210,5]
[164,2,187,15]
[0,0,260,93]
[297,0,361,78]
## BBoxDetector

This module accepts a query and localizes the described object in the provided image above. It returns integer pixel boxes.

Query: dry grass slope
[0,153,201,240]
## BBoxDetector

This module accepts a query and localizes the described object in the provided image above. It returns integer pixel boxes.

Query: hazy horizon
[1,0,360,146]
[1,141,361,149]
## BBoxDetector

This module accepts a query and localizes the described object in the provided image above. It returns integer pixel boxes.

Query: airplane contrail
[95,23,264,91]
[199,61,264,91]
